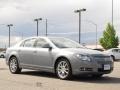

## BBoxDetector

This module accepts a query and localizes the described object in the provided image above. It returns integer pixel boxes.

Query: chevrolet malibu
[6,37,113,79]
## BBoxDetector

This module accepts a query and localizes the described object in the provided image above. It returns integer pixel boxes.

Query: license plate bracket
[104,64,110,70]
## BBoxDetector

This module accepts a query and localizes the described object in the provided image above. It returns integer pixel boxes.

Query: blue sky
[0,0,120,48]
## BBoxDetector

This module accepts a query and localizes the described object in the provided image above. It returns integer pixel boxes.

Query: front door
[33,38,53,70]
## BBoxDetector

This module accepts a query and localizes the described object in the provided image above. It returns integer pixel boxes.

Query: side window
[35,38,50,48]
[112,49,115,53]
[112,49,114,52]
[118,49,120,53]
[20,42,25,47]
[23,39,36,47]
[113,49,119,53]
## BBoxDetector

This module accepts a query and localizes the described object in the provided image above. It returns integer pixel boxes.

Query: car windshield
[50,37,83,48]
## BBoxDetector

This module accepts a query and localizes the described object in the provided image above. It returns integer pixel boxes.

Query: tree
[99,23,119,50]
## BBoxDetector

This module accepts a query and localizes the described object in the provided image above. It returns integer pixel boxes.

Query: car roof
[32,36,65,39]
[12,36,67,47]
[22,36,66,41]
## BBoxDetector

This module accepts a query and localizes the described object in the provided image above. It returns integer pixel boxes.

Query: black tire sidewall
[9,57,21,74]
[56,58,72,80]
[111,56,115,61]
[1,55,4,58]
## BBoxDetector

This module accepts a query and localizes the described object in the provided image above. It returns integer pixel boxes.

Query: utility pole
[86,20,98,48]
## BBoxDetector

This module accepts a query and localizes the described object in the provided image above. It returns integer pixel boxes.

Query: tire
[111,55,115,61]
[92,74,103,78]
[55,58,72,80]
[9,56,22,74]
[0,55,4,58]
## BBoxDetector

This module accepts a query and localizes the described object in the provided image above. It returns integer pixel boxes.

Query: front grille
[94,56,110,60]
[92,55,111,64]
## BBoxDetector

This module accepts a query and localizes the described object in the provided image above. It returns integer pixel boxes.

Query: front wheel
[56,58,72,80]
[9,56,22,74]
[111,56,115,61]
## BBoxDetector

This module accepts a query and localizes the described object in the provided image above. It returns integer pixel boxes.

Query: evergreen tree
[99,23,119,49]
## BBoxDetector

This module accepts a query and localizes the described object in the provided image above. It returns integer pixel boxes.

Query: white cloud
[0,0,120,47]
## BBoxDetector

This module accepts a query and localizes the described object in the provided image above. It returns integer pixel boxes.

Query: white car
[0,51,6,58]
[104,48,120,61]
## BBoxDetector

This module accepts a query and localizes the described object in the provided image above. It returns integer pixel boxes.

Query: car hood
[61,48,107,56]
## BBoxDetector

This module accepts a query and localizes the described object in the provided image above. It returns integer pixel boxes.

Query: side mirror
[49,46,52,51]
[42,44,52,51]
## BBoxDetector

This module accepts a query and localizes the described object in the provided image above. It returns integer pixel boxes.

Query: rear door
[18,38,36,66]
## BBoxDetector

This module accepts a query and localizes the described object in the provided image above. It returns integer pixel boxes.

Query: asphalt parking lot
[0,58,120,90]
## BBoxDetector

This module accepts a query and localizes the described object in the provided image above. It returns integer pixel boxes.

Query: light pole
[7,24,13,47]
[19,32,24,40]
[46,19,48,36]
[74,8,86,43]
[17,32,24,40]
[86,20,98,48]
[112,0,113,26]
[34,18,42,36]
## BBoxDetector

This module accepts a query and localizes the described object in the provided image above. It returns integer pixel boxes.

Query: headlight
[76,54,91,61]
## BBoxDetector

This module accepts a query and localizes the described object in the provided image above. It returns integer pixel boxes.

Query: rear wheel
[0,55,4,58]
[9,56,21,74]
[56,58,72,80]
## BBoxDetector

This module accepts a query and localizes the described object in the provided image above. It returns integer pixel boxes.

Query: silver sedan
[6,37,114,79]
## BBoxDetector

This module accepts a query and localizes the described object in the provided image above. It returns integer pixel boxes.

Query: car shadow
[115,60,120,62]
[0,68,8,70]
[20,70,120,84]
[21,70,57,79]
[71,76,120,84]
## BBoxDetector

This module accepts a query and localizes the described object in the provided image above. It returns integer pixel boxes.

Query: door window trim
[34,38,51,48]
[20,38,36,48]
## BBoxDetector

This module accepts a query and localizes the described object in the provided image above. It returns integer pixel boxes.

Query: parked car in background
[6,37,113,80]
[0,51,6,58]
[104,48,120,61]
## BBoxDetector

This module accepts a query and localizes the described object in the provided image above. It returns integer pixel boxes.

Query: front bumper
[71,56,114,75]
